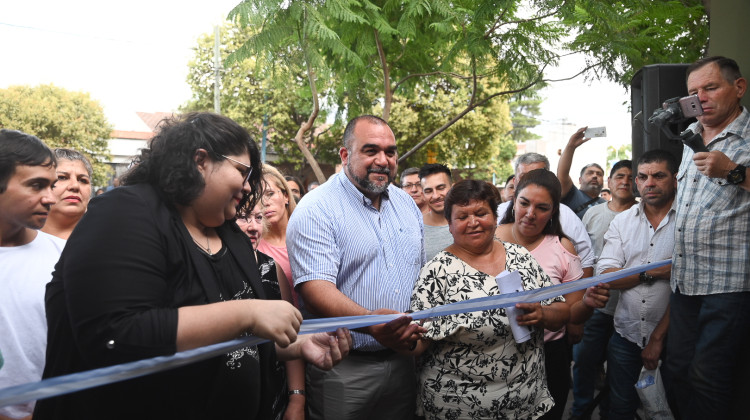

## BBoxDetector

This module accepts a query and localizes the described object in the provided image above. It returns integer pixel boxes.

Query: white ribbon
[0,259,670,407]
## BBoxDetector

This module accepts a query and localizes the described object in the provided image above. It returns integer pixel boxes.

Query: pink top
[257,239,298,307]
[529,235,583,342]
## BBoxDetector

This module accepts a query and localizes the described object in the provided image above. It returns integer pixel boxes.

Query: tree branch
[490,2,568,33]
[398,73,546,163]
[484,9,508,39]
[543,60,604,83]
[292,9,326,183]
[375,29,393,122]
[393,71,486,92]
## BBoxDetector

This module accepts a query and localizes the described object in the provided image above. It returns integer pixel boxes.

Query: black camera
[648,95,708,153]
[648,95,703,126]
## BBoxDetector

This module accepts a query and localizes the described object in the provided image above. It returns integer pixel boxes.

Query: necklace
[191,227,213,255]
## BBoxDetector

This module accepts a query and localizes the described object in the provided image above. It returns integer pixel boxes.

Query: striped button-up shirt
[288,172,425,350]
[673,107,750,295]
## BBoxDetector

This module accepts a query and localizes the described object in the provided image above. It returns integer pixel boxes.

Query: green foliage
[181,24,341,172]
[383,78,516,180]
[0,84,113,186]
[566,0,708,87]
[508,85,543,144]
[606,144,632,172]
[223,0,708,174]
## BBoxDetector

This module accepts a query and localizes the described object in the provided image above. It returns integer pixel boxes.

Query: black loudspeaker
[631,64,691,170]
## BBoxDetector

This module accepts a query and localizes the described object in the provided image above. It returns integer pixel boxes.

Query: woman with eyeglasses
[35,112,350,419]
[237,203,306,420]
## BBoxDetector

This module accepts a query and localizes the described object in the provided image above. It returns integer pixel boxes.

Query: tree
[0,84,113,185]
[382,77,516,179]
[227,0,708,169]
[567,0,708,88]
[508,86,543,144]
[182,24,341,177]
[606,144,632,172]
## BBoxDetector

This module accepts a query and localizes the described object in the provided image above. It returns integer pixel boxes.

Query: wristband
[288,389,306,396]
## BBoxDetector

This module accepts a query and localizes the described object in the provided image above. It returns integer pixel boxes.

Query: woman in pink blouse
[496,169,609,420]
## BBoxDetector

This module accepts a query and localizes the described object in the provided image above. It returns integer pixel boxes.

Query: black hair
[637,149,679,175]
[0,129,56,193]
[342,115,390,149]
[610,160,632,178]
[580,163,604,177]
[122,112,262,211]
[687,56,742,84]
[284,175,306,196]
[500,168,566,239]
[418,163,452,181]
[444,179,498,223]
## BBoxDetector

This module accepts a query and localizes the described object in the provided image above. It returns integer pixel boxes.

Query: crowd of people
[0,55,748,420]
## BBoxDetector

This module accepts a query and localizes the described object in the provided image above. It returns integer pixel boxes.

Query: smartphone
[679,95,703,118]
[584,126,607,138]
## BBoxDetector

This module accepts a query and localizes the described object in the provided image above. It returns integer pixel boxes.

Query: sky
[0,0,239,130]
[1,1,632,173]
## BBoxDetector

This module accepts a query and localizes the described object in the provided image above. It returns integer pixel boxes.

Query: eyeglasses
[237,213,264,224]
[220,155,253,186]
[402,183,422,190]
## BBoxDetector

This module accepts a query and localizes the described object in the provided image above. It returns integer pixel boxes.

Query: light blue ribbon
[0,259,670,407]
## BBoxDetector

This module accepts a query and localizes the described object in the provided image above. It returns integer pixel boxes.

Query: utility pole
[213,25,221,114]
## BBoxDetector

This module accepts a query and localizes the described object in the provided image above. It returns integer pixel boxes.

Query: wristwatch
[727,164,747,185]
[639,272,656,285]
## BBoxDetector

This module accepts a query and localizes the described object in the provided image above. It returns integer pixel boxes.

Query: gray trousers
[306,351,416,420]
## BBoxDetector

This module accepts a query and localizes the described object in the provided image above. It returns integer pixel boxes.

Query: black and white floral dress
[410,241,563,420]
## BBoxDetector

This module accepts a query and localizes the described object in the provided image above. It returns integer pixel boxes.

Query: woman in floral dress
[407,180,570,420]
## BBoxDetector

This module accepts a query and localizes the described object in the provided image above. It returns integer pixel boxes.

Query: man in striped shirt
[288,115,426,420]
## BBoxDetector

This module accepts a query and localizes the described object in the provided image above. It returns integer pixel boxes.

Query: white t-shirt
[0,231,66,418]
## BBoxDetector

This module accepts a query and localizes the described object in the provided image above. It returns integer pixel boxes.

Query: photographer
[666,56,750,420]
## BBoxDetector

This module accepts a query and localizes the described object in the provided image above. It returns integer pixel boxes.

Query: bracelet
[288,389,306,396]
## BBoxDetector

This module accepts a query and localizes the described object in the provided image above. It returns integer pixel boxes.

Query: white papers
[495,270,532,343]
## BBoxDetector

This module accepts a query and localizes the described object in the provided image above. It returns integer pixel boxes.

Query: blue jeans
[571,310,614,417]
[665,289,750,420]
[606,333,644,420]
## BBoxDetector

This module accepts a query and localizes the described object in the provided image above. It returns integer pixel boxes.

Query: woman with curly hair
[35,112,350,420]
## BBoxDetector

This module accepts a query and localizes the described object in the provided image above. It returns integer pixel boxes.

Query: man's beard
[348,161,393,194]
[581,181,602,196]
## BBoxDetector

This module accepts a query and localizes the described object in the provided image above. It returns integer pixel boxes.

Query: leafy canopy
[182,23,341,171]
[0,84,113,186]
[222,0,708,177]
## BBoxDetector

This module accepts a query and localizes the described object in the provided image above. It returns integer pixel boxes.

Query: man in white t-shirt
[0,129,65,419]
